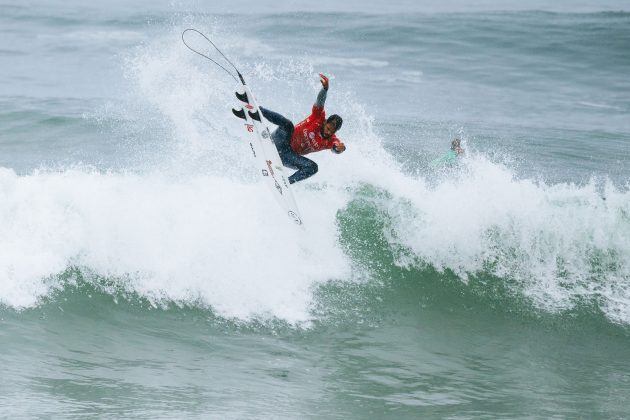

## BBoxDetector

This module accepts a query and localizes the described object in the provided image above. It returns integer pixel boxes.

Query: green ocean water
[1,1,630,418]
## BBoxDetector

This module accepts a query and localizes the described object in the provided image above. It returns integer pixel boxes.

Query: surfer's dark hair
[327,114,343,131]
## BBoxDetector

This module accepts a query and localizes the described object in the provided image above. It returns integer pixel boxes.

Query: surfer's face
[322,121,337,139]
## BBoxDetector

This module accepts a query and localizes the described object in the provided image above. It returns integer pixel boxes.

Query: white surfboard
[233,85,303,225]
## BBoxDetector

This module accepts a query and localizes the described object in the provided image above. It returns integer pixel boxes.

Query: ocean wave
[37,30,143,43]
[338,157,630,326]
[2,17,629,330]
[310,57,389,69]
[0,167,351,324]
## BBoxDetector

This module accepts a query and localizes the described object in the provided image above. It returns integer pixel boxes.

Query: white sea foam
[0,167,351,323]
[371,156,630,324]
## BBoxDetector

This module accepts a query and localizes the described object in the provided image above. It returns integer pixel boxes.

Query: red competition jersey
[290,105,341,155]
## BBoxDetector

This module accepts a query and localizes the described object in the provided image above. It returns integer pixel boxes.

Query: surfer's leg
[285,155,318,184]
[258,107,315,181]
[270,134,317,183]
[260,107,294,133]
[271,136,300,169]
[269,127,296,167]
[264,112,299,171]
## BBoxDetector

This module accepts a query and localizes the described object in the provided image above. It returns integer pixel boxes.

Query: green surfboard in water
[430,149,459,167]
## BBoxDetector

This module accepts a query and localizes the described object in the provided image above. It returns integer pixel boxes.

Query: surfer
[430,137,465,167]
[259,74,346,184]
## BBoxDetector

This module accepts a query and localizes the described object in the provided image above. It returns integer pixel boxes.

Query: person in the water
[430,137,465,167]
[259,73,346,184]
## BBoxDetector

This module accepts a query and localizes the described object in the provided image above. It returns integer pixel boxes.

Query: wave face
[2,160,629,324]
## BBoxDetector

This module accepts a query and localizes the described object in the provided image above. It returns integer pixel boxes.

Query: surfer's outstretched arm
[315,73,329,109]
[260,107,294,133]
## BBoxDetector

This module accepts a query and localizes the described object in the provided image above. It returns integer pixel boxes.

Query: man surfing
[259,74,346,184]
[430,137,465,167]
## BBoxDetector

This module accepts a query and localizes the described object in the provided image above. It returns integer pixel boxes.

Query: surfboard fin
[235,91,249,103]
[232,108,246,120]
[248,110,261,122]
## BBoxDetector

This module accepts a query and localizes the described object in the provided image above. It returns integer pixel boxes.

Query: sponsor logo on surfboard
[249,143,256,157]
[245,124,254,132]
[261,129,270,139]
[266,160,274,176]
[274,180,282,195]
[262,169,269,176]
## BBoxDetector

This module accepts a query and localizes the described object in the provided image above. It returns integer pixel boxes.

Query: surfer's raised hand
[319,73,329,91]
[332,141,346,154]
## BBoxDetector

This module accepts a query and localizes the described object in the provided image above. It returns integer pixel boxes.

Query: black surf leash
[181,28,246,85]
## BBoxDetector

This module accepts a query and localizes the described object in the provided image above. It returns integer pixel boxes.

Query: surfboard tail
[232,108,246,120]
[235,91,249,103]
[233,85,303,226]
[248,110,261,122]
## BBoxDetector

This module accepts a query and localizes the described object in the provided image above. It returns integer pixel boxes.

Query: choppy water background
[1,0,629,418]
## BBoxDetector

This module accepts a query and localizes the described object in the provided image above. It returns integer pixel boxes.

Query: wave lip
[364,156,630,325]
[0,167,350,324]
